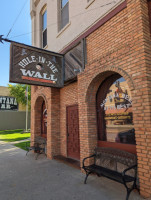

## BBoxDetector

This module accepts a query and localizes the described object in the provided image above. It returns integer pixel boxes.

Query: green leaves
[8,84,31,109]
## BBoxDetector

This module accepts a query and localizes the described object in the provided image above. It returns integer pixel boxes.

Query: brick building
[0,86,26,111]
[30,0,151,197]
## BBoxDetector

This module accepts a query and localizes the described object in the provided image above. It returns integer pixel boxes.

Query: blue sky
[0,0,31,86]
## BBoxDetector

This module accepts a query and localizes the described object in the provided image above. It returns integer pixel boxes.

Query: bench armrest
[122,164,137,177]
[82,154,96,168]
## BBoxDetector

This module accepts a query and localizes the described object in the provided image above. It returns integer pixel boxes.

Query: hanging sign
[0,96,18,110]
[9,42,64,88]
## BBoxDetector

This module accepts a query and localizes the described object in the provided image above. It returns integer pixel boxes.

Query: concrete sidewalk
[0,141,147,200]
[9,138,30,144]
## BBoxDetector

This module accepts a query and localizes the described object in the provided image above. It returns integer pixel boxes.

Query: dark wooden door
[41,101,47,138]
[67,105,80,160]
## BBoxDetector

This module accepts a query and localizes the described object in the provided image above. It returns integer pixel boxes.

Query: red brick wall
[31,82,78,158]
[31,0,151,197]
[31,86,61,159]
[77,0,151,197]
[60,82,78,157]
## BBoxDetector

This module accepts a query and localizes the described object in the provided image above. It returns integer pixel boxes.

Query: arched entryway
[34,96,47,139]
[32,88,60,159]
[96,74,136,153]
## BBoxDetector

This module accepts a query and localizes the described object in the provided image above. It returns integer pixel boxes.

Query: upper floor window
[60,0,69,30]
[61,0,68,7]
[42,10,47,48]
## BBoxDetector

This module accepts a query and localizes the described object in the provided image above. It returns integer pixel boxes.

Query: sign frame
[0,96,18,111]
[9,42,65,88]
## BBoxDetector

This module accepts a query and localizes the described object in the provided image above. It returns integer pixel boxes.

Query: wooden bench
[26,136,46,160]
[82,147,138,200]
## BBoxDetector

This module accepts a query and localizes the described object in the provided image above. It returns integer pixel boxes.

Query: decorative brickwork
[31,86,60,159]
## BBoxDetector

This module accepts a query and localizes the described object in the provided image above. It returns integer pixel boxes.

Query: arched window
[96,74,136,152]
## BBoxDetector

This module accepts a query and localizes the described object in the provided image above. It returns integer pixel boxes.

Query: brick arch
[86,69,136,153]
[78,67,135,158]
[33,96,46,138]
[34,95,48,111]
[31,89,50,140]
[32,90,48,111]
[85,67,135,104]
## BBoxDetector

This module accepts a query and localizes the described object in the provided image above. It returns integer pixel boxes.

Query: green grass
[0,129,30,142]
[14,141,30,151]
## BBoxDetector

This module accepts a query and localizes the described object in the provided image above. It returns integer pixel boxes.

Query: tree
[8,84,31,109]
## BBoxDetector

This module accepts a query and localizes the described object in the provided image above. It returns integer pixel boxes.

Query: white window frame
[58,0,69,31]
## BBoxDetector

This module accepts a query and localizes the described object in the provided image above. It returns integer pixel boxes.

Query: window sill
[85,0,95,9]
[57,21,71,38]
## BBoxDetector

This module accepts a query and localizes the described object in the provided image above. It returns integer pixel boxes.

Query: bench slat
[85,164,135,183]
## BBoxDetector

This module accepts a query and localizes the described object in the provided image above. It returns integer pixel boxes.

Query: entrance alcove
[31,95,48,156]
[34,95,47,139]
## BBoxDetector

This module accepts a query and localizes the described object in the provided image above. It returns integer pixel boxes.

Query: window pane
[42,29,47,48]
[42,11,47,30]
[99,77,135,145]
[61,0,69,8]
[61,2,69,29]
